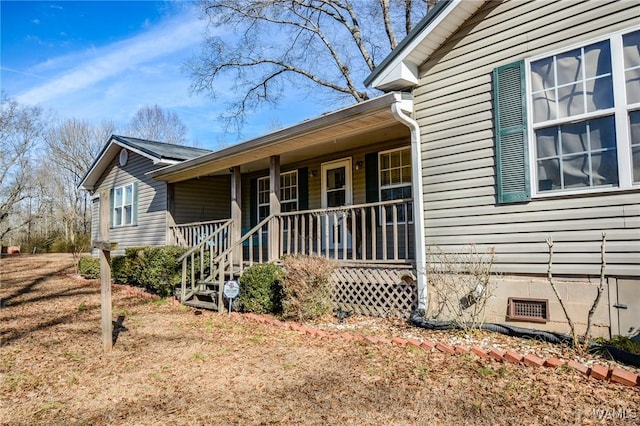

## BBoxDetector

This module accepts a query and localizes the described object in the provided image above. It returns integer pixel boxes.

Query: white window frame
[378,147,412,224]
[112,183,134,227]
[526,26,640,198]
[257,171,298,221]
[280,170,298,213]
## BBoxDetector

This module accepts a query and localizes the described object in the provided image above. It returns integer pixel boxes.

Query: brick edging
[238,312,640,388]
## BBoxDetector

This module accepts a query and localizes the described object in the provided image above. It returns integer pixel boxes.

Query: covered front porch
[152,93,426,317]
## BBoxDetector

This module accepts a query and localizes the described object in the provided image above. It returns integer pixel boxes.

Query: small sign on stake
[223,280,240,315]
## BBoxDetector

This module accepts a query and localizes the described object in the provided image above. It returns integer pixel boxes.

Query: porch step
[183,299,218,311]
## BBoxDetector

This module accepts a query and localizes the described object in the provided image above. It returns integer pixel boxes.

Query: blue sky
[0,1,337,149]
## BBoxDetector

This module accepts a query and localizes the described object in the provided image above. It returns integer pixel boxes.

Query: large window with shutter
[494,28,640,202]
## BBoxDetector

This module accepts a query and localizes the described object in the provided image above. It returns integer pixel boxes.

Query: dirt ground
[1,254,639,425]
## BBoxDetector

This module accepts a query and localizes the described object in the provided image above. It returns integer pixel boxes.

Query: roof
[150,92,413,183]
[364,0,485,91]
[111,135,211,162]
[79,135,211,191]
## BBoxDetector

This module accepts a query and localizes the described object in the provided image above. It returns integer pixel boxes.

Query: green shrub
[77,256,100,279]
[239,263,284,314]
[111,255,131,284]
[118,246,187,297]
[77,246,188,296]
[281,255,335,321]
[138,246,187,297]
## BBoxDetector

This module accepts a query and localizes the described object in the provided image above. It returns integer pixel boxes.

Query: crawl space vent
[507,297,549,323]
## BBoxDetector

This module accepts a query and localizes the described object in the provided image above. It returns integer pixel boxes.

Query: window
[112,183,136,227]
[494,28,640,202]
[530,29,639,194]
[280,171,298,213]
[257,171,298,221]
[257,177,270,223]
[625,30,640,182]
[379,148,412,222]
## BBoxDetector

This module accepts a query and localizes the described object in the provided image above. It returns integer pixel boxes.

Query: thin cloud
[16,11,206,106]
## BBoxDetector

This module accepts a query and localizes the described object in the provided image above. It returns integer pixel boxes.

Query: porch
[169,198,418,317]
[151,93,426,317]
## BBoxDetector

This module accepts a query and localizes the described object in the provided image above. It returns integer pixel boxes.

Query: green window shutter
[298,167,308,210]
[249,178,257,227]
[132,182,139,226]
[365,152,379,203]
[493,60,531,203]
[109,188,115,229]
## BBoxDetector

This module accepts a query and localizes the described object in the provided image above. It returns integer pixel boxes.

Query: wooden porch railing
[170,219,232,247]
[176,219,232,302]
[279,199,414,263]
[177,199,415,310]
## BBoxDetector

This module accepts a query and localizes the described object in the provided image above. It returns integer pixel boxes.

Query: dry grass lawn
[1,254,638,425]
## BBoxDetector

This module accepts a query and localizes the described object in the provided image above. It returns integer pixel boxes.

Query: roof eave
[364,0,485,91]
[150,92,411,182]
[79,135,166,191]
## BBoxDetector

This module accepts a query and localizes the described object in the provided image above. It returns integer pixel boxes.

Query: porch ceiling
[150,92,412,182]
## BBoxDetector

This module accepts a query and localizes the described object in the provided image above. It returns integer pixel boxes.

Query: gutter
[390,97,428,311]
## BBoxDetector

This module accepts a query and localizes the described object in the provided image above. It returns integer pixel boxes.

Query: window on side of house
[112,183,135,227]
[625,31,640,183]
[257,171,298,222]
[379,147,412,222]
[528,28,639,195]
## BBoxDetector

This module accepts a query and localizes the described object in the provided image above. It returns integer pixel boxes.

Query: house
[82,95,425,317]
[79,135,215,251]
[365,0,639,337]
[82,0,639,337]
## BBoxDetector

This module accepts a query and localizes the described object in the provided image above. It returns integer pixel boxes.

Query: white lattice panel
[330,267,418,318]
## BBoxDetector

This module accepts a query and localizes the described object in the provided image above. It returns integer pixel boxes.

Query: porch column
[268,155,281,261]
[230,166,242,265]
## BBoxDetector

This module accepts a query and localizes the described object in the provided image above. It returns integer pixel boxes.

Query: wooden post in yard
[94,189,112,352]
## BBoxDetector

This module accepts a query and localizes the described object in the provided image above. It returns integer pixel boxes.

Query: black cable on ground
[410,309,640,367]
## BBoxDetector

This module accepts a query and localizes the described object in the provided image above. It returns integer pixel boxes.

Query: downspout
[391,94,428,311]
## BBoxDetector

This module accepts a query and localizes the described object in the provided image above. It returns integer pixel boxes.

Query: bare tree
[189,0,430,131]
[43,118,105,247]
[127,105,188,144]
[0,93,46,242]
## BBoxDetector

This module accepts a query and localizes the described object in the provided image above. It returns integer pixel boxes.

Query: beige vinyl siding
[414,0,640,277]
[90,197,100,248]
[173,176,231,224]
[94,151,167,253]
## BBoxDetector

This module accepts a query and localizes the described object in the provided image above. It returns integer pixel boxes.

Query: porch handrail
[212,213,276,265]
[278,198,414,217]
[170,218,232,247]
[178,219,232,304]
[178,214,276,309]
[177,219,233,263]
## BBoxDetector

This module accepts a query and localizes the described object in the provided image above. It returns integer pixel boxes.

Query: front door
[321,158,352,251]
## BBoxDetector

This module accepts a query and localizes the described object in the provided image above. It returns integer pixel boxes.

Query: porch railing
[177,199,415,309]
[176,219,232,302]
[170,219,231,247]
[279,199,414,263]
